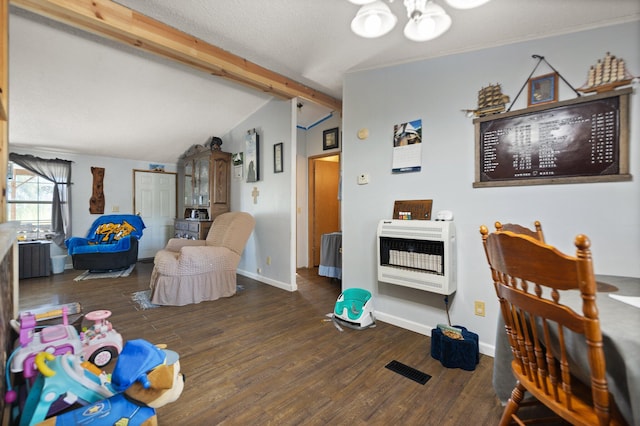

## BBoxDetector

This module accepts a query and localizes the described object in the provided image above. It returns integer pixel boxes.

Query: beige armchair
[149,212,255,306]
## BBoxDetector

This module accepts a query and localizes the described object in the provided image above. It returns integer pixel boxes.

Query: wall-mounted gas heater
[377,219,456,295]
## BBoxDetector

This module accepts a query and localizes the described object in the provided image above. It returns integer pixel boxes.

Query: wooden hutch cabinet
[174,219,212,240]
[209,150,232,219]
[175,141,231,239]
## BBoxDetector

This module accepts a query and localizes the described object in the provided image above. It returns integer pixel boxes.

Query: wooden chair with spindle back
[495,220,545,243]
[479,225,626,426]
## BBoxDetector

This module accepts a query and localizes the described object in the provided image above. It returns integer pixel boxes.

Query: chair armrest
[66,236,90,250]
[165,238,206,252]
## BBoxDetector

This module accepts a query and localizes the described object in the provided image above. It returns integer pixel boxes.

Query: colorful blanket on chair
[66,214,146,255]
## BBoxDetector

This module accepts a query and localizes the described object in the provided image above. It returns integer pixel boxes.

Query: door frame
[307,152,341,268]
[132,169,178,259]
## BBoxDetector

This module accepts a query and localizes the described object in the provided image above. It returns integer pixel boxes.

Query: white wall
[342,22,640,356]
[224,99,297,291]
[297,113,342,268]
[10,146,177,264]
[306,114,342,158]
[296,127,308,268]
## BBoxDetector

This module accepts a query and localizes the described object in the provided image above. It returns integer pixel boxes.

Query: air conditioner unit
[377,219,456,295]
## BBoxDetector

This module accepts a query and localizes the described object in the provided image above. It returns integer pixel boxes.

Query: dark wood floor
[17,262,505,425]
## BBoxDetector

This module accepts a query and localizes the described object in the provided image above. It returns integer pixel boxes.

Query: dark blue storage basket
[430,325,479,371]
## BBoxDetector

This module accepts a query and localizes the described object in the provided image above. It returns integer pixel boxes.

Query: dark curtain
[9,153,72,247]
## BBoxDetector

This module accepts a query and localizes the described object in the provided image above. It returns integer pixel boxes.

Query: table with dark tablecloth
[493,275,640,426]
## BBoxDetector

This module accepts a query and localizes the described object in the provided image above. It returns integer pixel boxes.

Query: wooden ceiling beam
[10,0,342,112]
[0,0,7,121]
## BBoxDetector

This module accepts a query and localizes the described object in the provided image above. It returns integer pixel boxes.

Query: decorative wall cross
[251,186,260,204]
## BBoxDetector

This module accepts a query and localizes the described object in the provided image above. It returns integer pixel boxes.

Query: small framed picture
[232,152,244,179]
[528,73,558,107]
[274,142,283,173]
[323,127,339,150]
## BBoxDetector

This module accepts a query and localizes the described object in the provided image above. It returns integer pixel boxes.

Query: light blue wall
[306,114,342,158]
[342,22,640,355]
[296,126,308,268]
[227,100,343,283]
[225,99,297,290]
[297,113,342,268]
[12,23,638,357]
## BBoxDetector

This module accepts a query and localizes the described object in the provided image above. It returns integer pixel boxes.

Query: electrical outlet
[112,205,120,212]
[357,173,369,185]
[257,268,262,274]
[266,256,271,265]
[474,301,486,317]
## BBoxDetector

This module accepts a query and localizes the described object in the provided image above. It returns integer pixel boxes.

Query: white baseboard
[237,269,295,292]
[374,310,495,357]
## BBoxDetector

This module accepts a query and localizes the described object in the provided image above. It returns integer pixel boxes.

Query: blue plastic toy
[18,352,115,426]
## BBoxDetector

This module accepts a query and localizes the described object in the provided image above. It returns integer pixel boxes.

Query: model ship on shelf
[578,52,635,94]
[463,83,510,117]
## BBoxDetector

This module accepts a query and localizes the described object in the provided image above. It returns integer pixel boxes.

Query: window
[7,162,55,240]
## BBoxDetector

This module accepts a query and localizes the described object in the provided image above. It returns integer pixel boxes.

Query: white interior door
[134,170,176,259]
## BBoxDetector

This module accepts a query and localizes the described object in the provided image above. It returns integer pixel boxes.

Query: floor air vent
[385,360,431,385]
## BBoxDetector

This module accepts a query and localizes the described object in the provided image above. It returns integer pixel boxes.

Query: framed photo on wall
[528,73,558,107]
[245,131,260,182]
[323,127,339,150]
[232,152,243,179]
[274,142,283,173]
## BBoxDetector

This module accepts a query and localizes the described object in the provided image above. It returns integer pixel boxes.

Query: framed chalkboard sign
[473,88,631,188]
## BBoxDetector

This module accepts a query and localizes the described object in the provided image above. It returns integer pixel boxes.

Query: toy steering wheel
[85,310,112,322]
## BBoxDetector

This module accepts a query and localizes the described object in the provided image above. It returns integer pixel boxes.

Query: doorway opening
[308,153,341,268]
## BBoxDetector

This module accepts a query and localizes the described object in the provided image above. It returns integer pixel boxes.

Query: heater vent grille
[377,220,456,295]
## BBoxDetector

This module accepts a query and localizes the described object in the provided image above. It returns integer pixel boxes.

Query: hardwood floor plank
[15,263,504,425]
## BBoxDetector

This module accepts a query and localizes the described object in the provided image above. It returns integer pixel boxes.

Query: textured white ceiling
[8,0,640,163]
[113,0,640,98]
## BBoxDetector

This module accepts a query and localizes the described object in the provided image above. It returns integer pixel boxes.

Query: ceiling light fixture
[348,0,490,41]
[403,0,451,42]
[444,0,491,9]
[350,0,397,38]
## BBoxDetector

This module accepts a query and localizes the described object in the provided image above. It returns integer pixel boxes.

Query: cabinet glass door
[196,156,209,206]
[184,161,194,206]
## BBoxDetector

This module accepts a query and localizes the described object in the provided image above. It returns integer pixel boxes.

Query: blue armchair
[66,214,146,272]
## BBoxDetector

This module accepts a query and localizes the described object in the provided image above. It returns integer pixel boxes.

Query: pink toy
[11,307,82,380]
[80,310,123,367]
[11,308,123,381]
